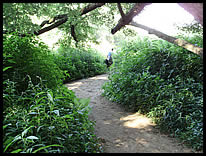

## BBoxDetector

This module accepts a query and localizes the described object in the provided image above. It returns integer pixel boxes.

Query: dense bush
[3,76,102,153]
[3,33,103,153]
[53,45,107,83]
[102,36,203,151]
[3,33,64,93]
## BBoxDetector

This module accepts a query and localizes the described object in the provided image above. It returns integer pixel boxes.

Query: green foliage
[3,3,44,33]
[53,45,106,83]
[3,76,103,153]
[3,3,137,48]
[176,20,203,36]
[3,33,64,93]
[102,36,203,151]
[3,32,104,153]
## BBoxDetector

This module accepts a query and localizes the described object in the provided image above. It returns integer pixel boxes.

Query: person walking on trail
[105,48,113,68]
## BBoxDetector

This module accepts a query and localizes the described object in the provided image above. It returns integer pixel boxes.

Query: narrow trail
[65,74,193,153]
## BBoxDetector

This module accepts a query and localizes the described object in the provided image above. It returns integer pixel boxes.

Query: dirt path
[65,74,193,153]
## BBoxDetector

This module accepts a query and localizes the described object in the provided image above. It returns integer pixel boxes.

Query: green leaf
[79,98,90,106]
[53,110,60,116]
[47,91,54,103]
[3,123,12,130]
[32,144,64,153]
[8,59,16,63]
[4,135,21,152]
[22,126,34,138]
[73,98,79,105]
[11,149,22,153]
[30,103,45,110]
[3,66,13,72]
[63,114,73,119]
[28,112,39,115]
[26,136,39,140]
[35,91,46,98]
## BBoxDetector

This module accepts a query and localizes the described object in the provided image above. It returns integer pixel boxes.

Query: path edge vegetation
[3,33,106,153]
[102,31,203,151]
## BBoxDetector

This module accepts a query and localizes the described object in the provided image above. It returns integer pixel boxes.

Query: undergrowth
[3,76,103,153]
[102,35,203,151]
[3,33,103,153]
[53,45,106,83]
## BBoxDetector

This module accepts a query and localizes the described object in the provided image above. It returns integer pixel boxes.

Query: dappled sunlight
[65,82,83,89]
[120,112,156,129]
[89,75,108,80]
[65,74,108,90]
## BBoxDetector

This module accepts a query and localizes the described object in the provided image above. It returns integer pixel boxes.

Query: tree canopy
[3,3,132,45]
[3,3,203,56]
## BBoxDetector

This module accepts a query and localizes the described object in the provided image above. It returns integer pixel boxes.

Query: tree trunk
[129,21,203,57]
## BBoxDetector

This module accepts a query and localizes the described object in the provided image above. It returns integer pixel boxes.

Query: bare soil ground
[65,74,193,153]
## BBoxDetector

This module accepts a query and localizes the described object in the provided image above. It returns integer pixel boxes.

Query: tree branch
[4,17,68,37]
[35,3,105,41]
[33,17,68,36]
[80,3,105,15]
[39,3,105,30]
[129,21,203,57]
[4,3,106,38]
[40,14,68,27]
[111,3,151,34]
[117,3,125,17]
[71,24,78,43]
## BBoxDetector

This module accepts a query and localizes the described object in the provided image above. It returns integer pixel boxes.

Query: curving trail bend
[65,74,193,153]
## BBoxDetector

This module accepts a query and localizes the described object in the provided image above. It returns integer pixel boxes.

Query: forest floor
[65,74,194,153]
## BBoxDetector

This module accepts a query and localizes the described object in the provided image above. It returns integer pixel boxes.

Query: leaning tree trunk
[129,21,203,57]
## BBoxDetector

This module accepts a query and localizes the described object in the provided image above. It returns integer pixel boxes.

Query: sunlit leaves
[176,20,203,35]
[3,3,46,33]
[3,3,137,48]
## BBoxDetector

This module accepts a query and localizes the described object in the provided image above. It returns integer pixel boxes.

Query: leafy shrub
[54,46,106,83]
[3,76,103,153]
[3,32,103,153]
[3,33,64,93]
[102,36,203,151]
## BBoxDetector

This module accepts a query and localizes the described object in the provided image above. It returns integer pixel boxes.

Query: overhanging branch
[111,3,151,34]
[71,24,78,43]
[4,3,106,38]
[117,3,125,17]
[80,3,105,15]
[34,17,68,36]
[40,14,68,28]
[129,21,203,57]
